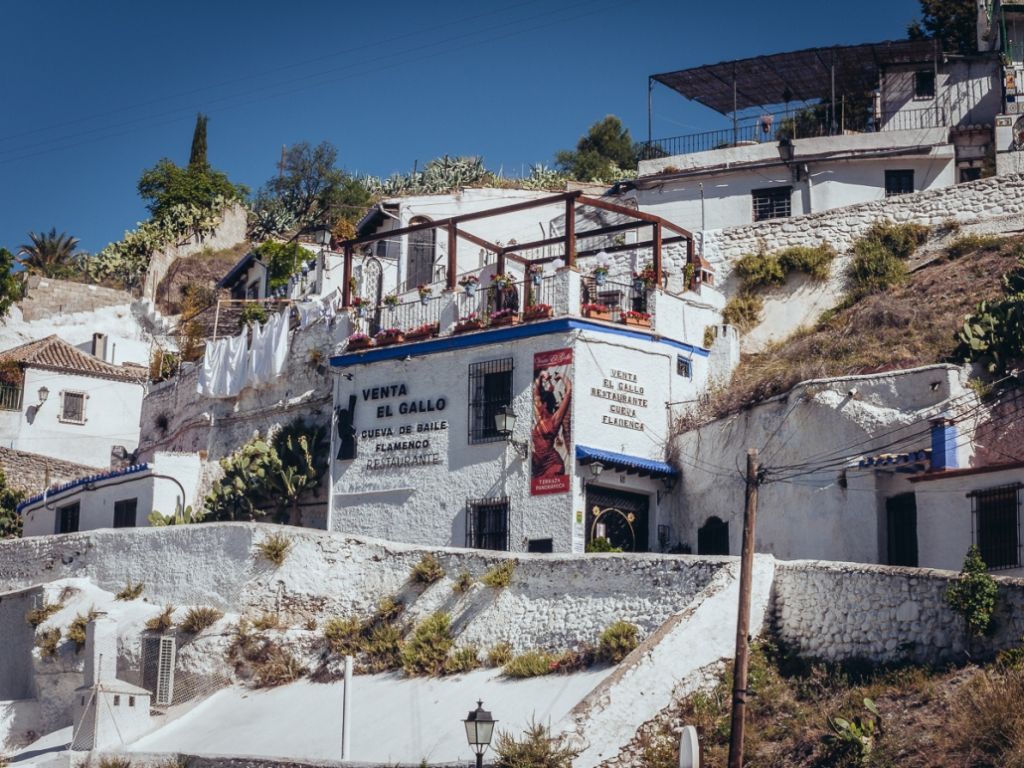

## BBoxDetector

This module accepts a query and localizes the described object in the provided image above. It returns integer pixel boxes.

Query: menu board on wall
[531,348,573,495]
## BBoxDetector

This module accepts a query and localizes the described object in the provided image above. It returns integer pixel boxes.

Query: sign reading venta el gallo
[335,383,448,470]
[590,368,648,432]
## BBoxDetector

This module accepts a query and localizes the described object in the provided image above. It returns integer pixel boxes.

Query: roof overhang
[576,445,678,479]
[652,39,940,114]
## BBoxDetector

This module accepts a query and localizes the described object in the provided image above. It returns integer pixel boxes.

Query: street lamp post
[463,700,496,768]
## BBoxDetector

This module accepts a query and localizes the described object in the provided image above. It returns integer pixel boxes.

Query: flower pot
[464,284,477,298]
[375,333,405,347]
[490,314,519,327]
[531,273,542,286]
[523,306,553,322]
[621,316,651,328]
[355,306,366,319]
[347,338,373,351]
[454,320,483,334]
[405,324,439,341]
[583,307,613,322]
[633,279,645,292]
[595,273,608,287]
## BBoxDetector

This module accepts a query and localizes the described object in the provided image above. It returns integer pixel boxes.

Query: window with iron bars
[467,358,513,443]
[751,187,792,222]
[970,483,1022,570]
[465,497,510,551]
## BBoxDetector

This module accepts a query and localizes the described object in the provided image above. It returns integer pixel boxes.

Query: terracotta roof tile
[0,335,147,383]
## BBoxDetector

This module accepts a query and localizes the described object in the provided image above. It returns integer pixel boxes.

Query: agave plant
[17,229,80,278]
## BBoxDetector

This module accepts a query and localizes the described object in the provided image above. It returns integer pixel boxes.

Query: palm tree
[17,229,80,277]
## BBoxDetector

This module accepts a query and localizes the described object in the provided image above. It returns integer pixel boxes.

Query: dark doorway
[885,493,918,567]
[697,516,729,555]
[585,487,649,552]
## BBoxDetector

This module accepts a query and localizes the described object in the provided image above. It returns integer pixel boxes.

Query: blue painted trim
[17,463,151,514]
[930,423,958,471]
[330,317,710,367]
[575,445,678,477]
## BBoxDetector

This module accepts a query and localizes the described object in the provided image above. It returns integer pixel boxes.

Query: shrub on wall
[945,545,998,640]
[410,553,444,584]
[401,612,453,676]
[845,220,929,301]
[721,294,764,332]
[597,620,640,663]
[494,720,580,768]
[180,606,224,635]
[481,560,516,588]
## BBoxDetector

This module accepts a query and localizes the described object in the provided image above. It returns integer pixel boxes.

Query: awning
[575,445,678,478]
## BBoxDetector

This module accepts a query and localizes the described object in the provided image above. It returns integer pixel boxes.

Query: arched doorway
[406,217,435,290]
[360,257,384,335]
[584,487,649,552]
[697,516,729,555]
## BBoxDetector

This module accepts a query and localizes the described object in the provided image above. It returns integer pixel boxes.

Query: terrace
[335,192,719,352]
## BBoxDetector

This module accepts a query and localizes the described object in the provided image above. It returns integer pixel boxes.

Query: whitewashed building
[0,335,147,467]
[18,453,202,537]
[328,193,733,553]
[629,38,1001,233]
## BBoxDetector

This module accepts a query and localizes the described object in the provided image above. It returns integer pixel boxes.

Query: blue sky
[1,0,921,255]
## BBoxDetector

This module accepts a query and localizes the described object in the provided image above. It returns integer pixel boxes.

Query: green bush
[324,617,363,656]
[115,581,144,601]
[586,537,622,553]
[240,303,269,327]
[504,650,557,678]
[945,545,998,639]
[734,243,835,293]
[494,720,580,768]
[445,646,481,674]
[363,623,403,672]
[956,257,1024,375]
[481,560,516,588]
[776,244,836,281]
[488,641,514,667]
[722,294,764,332]
[452,570,474,593]
[180,606,224,635]
[255,240,308,290]
[861,220,929,260]
[411,553,444,584]
[947,234,1007,260]
[734,251,786,291]
[846,240,908,300]
[401,612,454,676]
[375,595,404,622]
[597,620,640,664]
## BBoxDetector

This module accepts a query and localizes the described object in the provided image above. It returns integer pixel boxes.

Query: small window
[971,484,1021,570]
[885,170,915,197]
[914,70,936,99]
[129,696,136,707]
[527,538,554,553]
[677,356,692,379]
[751,187,792,222]
[57,502,80,534]
[468,358,514,443]
[466,497,510,550]
[59,391,86,424]
[113,695,121,706]
[114,498,138,528]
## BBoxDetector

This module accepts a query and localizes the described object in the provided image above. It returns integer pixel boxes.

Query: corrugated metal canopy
[652,39,939,115]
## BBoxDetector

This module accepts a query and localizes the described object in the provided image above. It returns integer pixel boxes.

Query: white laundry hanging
[196,337,224,397]
[269,308,291,378]
[247,318,273,388]
[296,301,320,330]
[224,326,249,397]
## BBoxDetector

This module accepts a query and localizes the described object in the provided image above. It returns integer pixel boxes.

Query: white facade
[8,367,144,467]
[329,319,711,553]
[19,453,203,537]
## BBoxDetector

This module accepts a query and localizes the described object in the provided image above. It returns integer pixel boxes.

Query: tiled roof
[0,335,147,383]
[17,463,150,513]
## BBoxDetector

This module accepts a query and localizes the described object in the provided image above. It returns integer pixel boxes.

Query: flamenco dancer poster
[531,348,573,495]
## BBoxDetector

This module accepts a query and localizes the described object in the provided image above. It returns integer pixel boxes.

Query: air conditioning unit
[155,636,176,706]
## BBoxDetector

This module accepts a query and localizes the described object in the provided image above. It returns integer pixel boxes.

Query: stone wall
[18,277,133,322]
[0,447,96,495]
[773,560,1024,664]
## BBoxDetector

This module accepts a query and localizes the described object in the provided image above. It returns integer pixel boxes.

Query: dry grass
[401,612,453,676]
[410,553,444,584]
[257,533,292,567]
[67,607,99,651]
[481,559,516,589]
[698,240,1023,421]
[227,619,307,688]
[488,641,514,667]
[36,628,61,659]
[252,612,282,631]
[180,606,224,635]
[452,570,474,593]
[26,601,62,628]
[115,581,144,601]
[444,646,481,674]
[145,604,176,632]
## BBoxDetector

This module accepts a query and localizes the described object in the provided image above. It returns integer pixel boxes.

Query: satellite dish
[679,725,700,768]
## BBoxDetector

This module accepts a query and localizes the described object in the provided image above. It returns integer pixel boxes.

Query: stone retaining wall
[19,277,132,321]
[699,174,1024,283]
[0,447,96,495]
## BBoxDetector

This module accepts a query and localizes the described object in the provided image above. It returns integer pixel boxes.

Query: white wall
[21,466,154,537]
[12,369,143,467]
[882,59,1000,128]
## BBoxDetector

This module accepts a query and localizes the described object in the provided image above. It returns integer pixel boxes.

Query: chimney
[83,613,118,687]
[930,418,958,471]
[92,332,107,361]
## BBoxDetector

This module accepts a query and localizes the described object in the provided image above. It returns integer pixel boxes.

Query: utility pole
[728,448,760,768]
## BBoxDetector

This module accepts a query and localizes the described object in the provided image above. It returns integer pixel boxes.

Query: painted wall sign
[590,368,648,432]
[531,348,573,495]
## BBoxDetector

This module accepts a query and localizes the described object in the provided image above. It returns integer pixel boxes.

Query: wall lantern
[37,386,49,406]
[494,406,527,458]
[463,700,497,768]
[315,226,331,247]
[590,461,605,479]
[778,136,795,163]
[662,474,677,491]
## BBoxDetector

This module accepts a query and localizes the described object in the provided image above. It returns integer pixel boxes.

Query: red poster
[531,348,573,495]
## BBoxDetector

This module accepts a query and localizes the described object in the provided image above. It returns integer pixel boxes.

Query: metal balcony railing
[0,383,23,411]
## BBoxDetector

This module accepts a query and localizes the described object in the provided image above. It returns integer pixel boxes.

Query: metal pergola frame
[337,191,695,307]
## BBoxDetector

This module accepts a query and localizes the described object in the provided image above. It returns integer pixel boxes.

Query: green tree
[908,0,977,54]
[945,545,999,643]
[251,141,372,238]
[555,115,637,182]
[255,240,308,290]
[188,113,209,169]
[269,420,329,526]
[17,229,80,278]
[0,467,25,538]
[137,116,247,219]
[0,248,23,319]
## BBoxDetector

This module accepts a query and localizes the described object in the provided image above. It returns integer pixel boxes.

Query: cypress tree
[188,113,209,169]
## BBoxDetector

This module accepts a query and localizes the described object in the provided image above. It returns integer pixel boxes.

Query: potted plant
[453,312,483,334]
[633,264,658,292]
[375,327,405,346]
[382,293,400,308]
[491,273,514,289]
[523,303,553,322]
[405,321,440,341]
[458,274,480,298]
[490,308,519,327]
[530,267,543,287]
[620,309,652,328]
[581,302,612,321]
[417,284,431,305]
[350,296,367,318]
[346,331,373,351]
[592,263,610,286]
